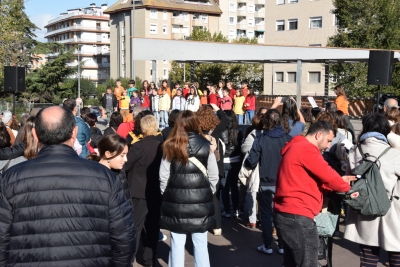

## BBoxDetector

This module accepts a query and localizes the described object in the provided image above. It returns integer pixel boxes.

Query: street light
[77,45,81,115]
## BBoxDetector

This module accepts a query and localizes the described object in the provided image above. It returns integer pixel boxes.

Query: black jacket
[0,145,136,267]
[245,126,292,186]
[90,126,103,148]
[103,126,118,137]
[101,93,118,109]
[125,135,163,200]
[0,143,25,160]
[160,133,215,233]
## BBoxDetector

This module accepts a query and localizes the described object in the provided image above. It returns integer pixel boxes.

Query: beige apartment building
[263,0,338,95]
[44,4,110,84]
[104,0,222,82]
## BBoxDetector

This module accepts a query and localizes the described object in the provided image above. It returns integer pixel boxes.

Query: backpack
[344,146,397,217]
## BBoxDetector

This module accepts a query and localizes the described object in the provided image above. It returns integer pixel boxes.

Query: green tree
[328,0,400,97]
[170,28,263,90]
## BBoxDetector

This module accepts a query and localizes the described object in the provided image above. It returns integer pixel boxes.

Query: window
[248,4,255,13]
[172,24,180,33]
[163,60,167,64]
[309,44,322,47]
[277,0,285,4]
[150,24,157,34]
[334,15,339,26]
[182,12,188,21]
[163,10,167,20]
[163,24,167,34]
[182,26,189,34]
[255,18,264,25]
[193,13,200,20]
[275,72,284,82]
[96,57,102,64]
[201,14,208,22]
[288,19,298,30]
[229,29,235,39]
[276,20,285,31]
[309,72,321,83]
[229,16,235,25]
[163,68,168,78]
[229,2,236,12]
[310,17,322,28]
[238,3,246,10]
[248,17,254,27]
[172,11,180,18]
[288,0,298,3]
[150,9,158,19]
[255,4,264,12]
[287,72,296,83]
[237,29,246,37]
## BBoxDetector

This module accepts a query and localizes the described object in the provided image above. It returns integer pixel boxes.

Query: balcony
[255,24,265,31]
[255,10,265,17]
[237,9,247,16]
[237,22,247,29]
[67,62,110,68]
[172,17,185,25]
[254,0,265,4]
[44,25,110,38]
[192,19,206,26]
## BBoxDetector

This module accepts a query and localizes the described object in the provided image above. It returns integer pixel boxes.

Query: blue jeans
[169,231,210,267]
[237,114,244,125]
[259,186,282,247]
[153,111,160,126]
[245,110,255,125]
[274,212,319,267]
[160,110,169,128]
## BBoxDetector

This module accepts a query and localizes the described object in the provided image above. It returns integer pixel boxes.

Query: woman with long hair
[345,113,400,267]
[271,96,305,137]
[217,80,225,98]
[334,85,349,115]
[160,111,218,267]
[142,79,150,95]
[125,115,164,266]
[186,85,200,112]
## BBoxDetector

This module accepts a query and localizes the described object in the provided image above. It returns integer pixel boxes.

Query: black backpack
[344,146,398,217]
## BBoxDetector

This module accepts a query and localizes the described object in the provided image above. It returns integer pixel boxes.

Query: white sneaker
[257,244,273,254]
[278,247,284,254]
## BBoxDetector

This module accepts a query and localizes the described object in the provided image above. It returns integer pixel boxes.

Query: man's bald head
[35,106,76,145]
[384,98,398,112]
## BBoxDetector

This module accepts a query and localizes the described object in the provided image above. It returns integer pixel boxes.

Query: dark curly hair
[133,110,153,136]
[315,111,337,130]
[196,105,220,132]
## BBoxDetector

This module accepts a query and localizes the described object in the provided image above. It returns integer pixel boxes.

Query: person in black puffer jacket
[160,110,218,267]
[0,106,136,267]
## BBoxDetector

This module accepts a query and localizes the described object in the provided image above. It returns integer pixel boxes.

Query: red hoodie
[208,93,220,105]
[244,95,256,111]
[274,135,351,219]
[141,95,150,109]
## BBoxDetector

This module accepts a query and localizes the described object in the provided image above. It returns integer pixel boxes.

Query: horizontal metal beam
[132,37,400,62]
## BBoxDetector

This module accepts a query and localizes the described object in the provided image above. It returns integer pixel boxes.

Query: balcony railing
[50,38,110,44]
[47,11,109,25]
[44,25,110,37]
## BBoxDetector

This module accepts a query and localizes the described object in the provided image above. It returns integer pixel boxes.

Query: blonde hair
[141,115,159,136]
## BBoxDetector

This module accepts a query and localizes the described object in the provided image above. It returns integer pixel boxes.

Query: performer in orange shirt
[114,79,124,108]
[158,79,171,98]
[334,85,349,115]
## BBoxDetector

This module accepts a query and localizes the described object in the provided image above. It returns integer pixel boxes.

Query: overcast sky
[25,0,111,42]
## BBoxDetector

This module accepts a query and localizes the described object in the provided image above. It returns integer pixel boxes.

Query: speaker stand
[376,85,381,113]
[12,91,16,115]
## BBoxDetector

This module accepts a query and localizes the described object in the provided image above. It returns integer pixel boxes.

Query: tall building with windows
[104,0,222,81]
[263,0,337,95]
[44,3,111,84]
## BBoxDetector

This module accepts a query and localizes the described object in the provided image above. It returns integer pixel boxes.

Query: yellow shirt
[120,96,130,109]
[233,96,245,115]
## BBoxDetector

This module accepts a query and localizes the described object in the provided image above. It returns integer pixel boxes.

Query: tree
[169,28,263,90]
[328,0,400,97]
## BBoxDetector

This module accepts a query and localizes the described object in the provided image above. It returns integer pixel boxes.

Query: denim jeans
[259,186,281,247]
[237,114,244,125]
[160,110,169,128]
[222,162,241,213]
[106,107,113,123]
[153,111,160,126]
[274,212,319,267]
[246,191,258,224]
[245,110,255,125]
[169,231,210,267]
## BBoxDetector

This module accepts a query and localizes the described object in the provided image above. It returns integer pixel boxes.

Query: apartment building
[104,0,222,82]
[44,3,111,84]
[219,0,265,43]
[263,0,338,95]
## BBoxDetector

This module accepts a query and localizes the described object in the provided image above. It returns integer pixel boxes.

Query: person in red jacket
[208,84,220,106]
[274,121,355,267]
[241,80,249,97]
[140,89,150,110]
[227,81,236,99]
[244,88,256,125]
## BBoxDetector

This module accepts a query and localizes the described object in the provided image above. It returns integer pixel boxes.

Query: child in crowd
[127,80,137,98]
[150,88,160,124]
[186,85,200,112]
[244,88,256,125]
[217,80,225,98]
[208,84,220,105]
[119,90,130,121]
[114,79,124,106]
[200,89,209,106]
[227,81,236,99]
[182,81,191,98]
[140,89,150,110]
[241,80,249,97]
[158,79,171,97]
[193,81,203,96]
[233,89,245,125]
[220,88,233,110]
[172,88,186,111]
[159,88,171,128]
[129,90,141,111]
[172,81,180,100]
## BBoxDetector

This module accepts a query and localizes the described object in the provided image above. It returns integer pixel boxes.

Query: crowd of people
[0,82,399,267]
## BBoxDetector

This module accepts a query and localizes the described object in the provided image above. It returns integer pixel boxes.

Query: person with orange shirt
[241,80,249,97]
[114,80,124,107]
[158,79,171,98]
[334,85,349,115]
[200,89,209,106]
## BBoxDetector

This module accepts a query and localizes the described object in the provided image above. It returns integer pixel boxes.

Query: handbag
[315,198,339,237]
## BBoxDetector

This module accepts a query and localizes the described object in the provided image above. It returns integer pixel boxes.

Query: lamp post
[77,46,81,115]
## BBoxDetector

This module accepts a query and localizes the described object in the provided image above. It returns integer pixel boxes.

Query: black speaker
[367,50,394,86]
[3,66,25,92]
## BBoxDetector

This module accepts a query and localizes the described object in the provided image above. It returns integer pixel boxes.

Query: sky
[25,0,111,42]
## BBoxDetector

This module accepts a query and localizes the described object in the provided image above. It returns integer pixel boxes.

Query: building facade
[104,0,222,83]
[44,4,111,84]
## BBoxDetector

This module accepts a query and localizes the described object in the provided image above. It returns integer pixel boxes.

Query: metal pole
[271,63,274,95]
[184,63,186,82]
[323,62,329,108]
[78,47,81,116]
[152,60,157,84]
[190,62,194,83]
[131,3,136,79]
[296,60,302,107]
